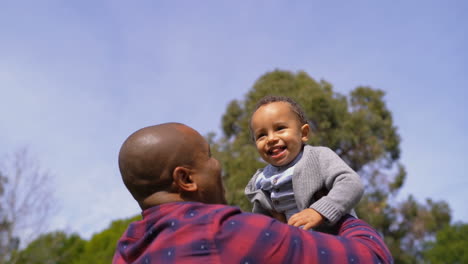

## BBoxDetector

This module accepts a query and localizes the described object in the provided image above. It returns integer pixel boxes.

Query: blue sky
[1,1,467,239]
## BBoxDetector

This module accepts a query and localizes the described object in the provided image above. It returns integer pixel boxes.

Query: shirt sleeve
[112,251,124,264]
[215,209,392,264]
[310,147,364,224]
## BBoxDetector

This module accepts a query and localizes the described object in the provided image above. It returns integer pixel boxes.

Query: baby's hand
[288,208,324,230]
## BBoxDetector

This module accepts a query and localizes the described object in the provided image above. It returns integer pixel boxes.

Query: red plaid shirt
[113,202,392,264]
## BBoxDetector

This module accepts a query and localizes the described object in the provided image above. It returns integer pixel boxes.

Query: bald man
[113,123,393,264]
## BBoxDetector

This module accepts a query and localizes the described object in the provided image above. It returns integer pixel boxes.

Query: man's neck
[140,192,185,210]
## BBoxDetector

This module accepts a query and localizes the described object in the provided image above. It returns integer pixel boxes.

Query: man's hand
[288,208,324,230]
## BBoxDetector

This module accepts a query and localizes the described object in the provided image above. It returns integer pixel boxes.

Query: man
[113,123,393,264]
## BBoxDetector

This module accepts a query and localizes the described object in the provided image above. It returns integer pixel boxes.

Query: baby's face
[251,102,309,167]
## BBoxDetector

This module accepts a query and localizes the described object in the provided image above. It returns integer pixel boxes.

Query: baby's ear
[301,123,310,142]
[173,166,197,192]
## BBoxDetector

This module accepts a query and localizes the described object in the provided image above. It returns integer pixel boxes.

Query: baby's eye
[256,133,266,140]
[276,126,286,131]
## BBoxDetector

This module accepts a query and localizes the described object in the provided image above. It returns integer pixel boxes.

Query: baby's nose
[267,133,278,142]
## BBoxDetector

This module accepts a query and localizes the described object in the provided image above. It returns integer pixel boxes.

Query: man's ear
[173,166,198,192]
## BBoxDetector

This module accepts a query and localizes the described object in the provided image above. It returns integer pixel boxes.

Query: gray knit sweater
[245,145,364,225]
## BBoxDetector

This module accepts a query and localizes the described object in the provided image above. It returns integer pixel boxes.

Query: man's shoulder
[169,202,278,233]
[178,202,274,225]
[143,202,241,221]
[155,201,241,213]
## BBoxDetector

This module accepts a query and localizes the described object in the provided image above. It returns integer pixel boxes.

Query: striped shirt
[255,151,303,220]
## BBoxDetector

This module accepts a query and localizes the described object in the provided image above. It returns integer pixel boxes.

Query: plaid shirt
[113,202,392,264]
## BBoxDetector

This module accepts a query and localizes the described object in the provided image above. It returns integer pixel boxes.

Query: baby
[245,95,364,231]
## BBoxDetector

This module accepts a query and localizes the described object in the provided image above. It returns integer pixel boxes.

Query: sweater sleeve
[310,147,364,224]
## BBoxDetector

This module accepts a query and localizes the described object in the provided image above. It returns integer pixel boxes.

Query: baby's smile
[268,145,287,158]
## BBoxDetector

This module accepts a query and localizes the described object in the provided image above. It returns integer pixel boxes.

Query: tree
[0,148,56,263]
[375,195,451,262]
[213,69,402,211]
[72,215,140,264]
[0,170,16,261]
[211,69,451,263]
[423,222,468,263]
[11,215,140,263]
[9,231,85,264]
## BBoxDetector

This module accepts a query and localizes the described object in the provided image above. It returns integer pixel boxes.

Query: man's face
[189,131,227,205]
[251,102,309,167]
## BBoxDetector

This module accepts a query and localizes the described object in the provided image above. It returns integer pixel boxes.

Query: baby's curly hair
[253,95,308,124]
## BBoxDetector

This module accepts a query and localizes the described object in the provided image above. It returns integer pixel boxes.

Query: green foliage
[423,222,468,263]
[10,231,85,264]
[0,171,17,263]
[222,100,243,138]
[12,215,140,263]
[211,69,453,263]
[72,215,140,264]
[0,171,9,261]
[363,195,451,263]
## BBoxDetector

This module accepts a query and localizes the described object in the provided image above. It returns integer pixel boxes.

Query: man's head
[250,96,310,167]
[118,123,226,209]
